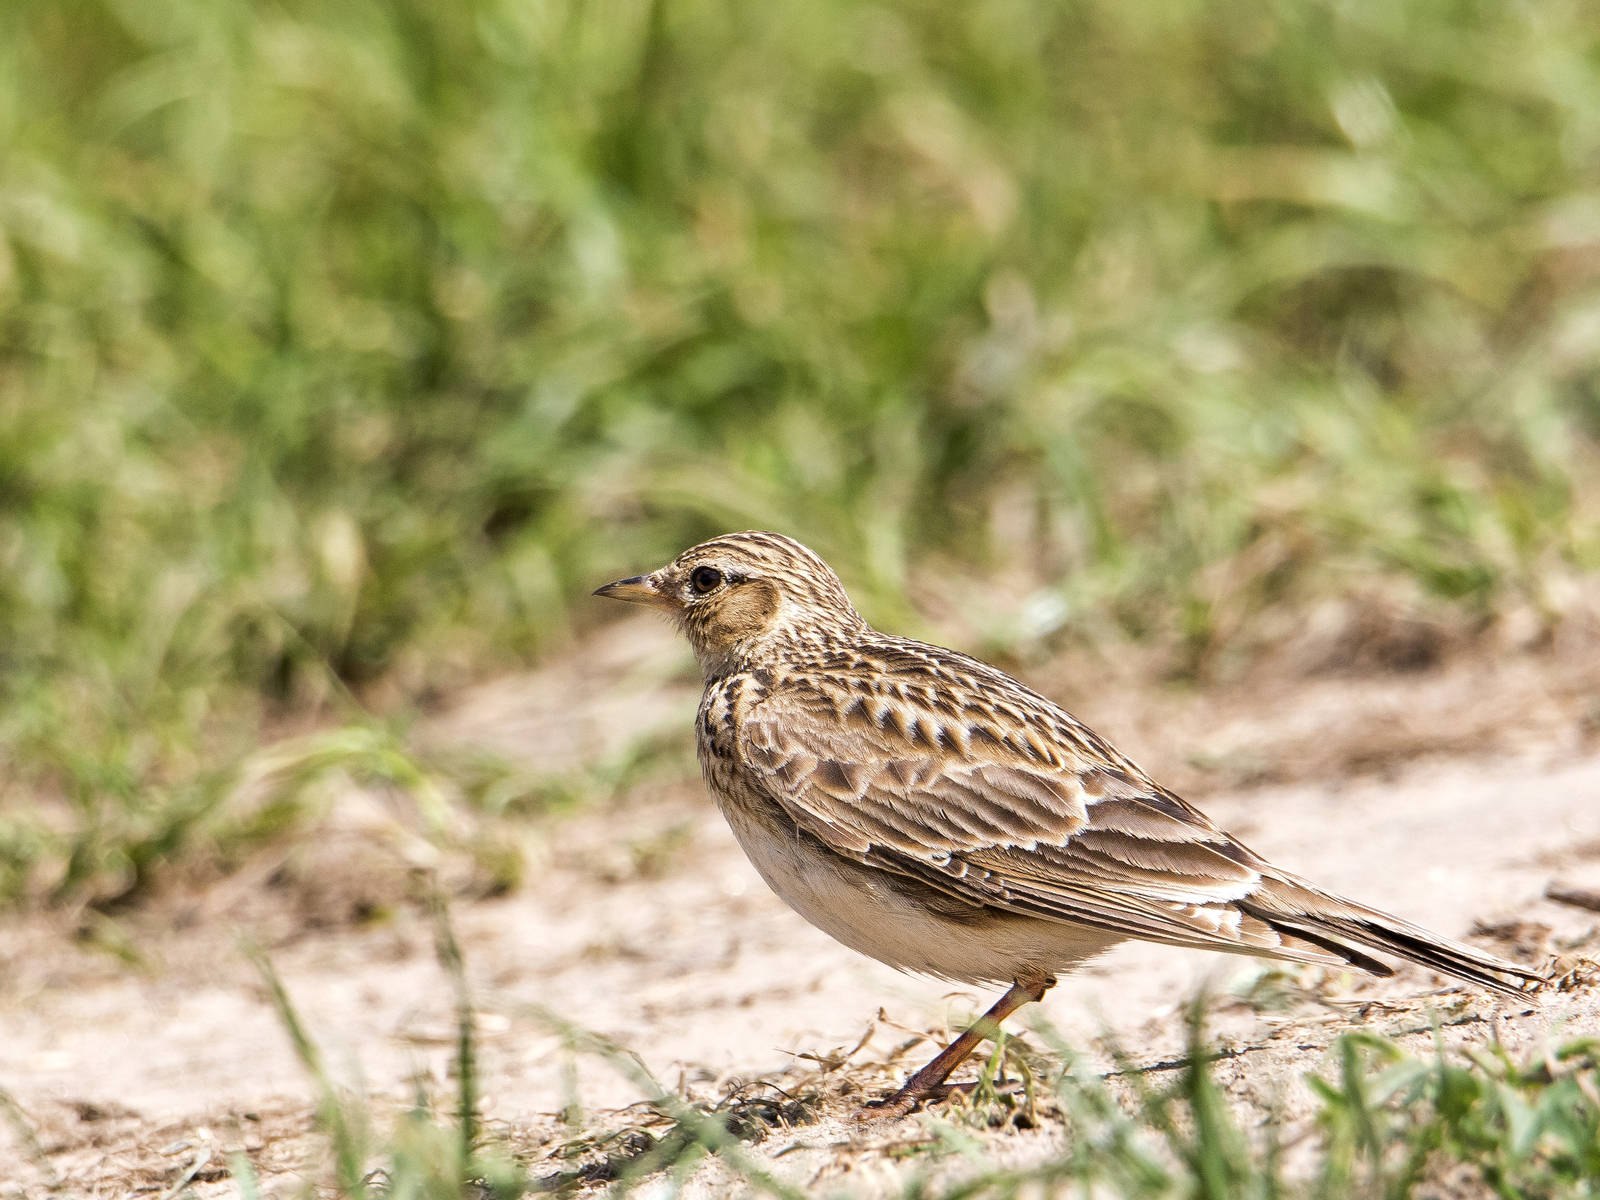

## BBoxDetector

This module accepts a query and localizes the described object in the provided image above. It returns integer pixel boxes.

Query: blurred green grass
[3,0,1600,903]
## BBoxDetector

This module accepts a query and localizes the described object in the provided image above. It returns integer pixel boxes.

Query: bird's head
[595,531,865,674]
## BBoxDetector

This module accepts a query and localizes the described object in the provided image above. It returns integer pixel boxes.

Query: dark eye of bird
[690,566,724,594]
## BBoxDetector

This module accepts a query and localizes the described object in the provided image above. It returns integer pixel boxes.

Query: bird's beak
[593,571,678,611]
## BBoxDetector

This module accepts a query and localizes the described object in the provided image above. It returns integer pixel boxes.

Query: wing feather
[740,681,1277,955]
[737,670,1541,992]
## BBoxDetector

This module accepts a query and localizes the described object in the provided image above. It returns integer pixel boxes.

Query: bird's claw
[853,1079,1005,1123]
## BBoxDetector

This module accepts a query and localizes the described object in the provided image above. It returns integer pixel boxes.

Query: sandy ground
[4,620,1600,1197]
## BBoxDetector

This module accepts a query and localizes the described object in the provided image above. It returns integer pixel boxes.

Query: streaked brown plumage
[596,531,1543,1117]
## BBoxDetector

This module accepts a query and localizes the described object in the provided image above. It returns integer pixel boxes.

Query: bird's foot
[852,1079,1025,1123]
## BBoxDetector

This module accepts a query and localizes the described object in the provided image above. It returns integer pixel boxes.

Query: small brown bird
[596,531,1541,1118]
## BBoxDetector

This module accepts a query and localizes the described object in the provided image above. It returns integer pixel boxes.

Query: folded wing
[741,673,1540,994]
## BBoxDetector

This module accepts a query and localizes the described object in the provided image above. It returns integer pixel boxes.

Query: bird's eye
[690,566,724,594]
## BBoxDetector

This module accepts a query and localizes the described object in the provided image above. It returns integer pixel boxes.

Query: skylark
[596,531,1542,1118]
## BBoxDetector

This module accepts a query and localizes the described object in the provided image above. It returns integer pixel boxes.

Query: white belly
[719,799,1123,985]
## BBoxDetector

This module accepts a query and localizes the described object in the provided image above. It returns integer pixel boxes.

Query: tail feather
[1241,876,1544,997]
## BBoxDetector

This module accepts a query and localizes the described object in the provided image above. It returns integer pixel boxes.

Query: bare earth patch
[4,625,1600,1196]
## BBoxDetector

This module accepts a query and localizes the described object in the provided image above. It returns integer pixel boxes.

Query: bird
[595,531,1543,1118]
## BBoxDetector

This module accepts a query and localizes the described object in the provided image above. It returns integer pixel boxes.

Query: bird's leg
[858,975,1055,1120]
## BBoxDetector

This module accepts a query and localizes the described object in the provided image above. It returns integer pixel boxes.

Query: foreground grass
[233,924,1598,1199]
[4,0,1600,902]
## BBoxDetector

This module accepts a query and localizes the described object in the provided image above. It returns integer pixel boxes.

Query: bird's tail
[1239,873,1544,997]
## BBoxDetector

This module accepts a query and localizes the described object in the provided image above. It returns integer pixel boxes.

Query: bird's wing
[740,673,1540,991]
[740,677,1282,949]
